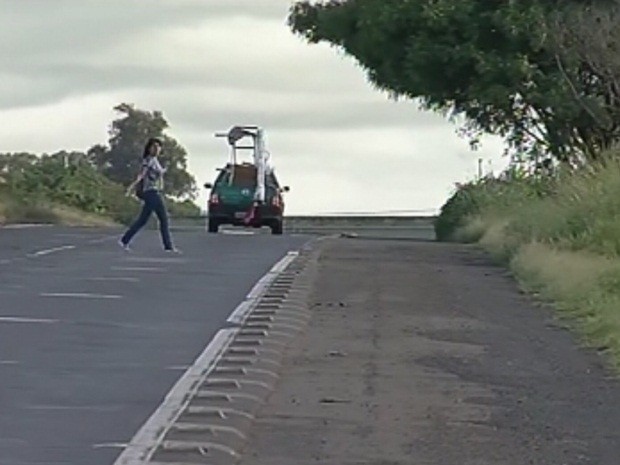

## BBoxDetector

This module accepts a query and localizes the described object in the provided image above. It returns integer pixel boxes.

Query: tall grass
[508,159,620,257]
[512,244,620,366]
[436,149,620,368]
[435,172,552,243]
[0,193,117,227]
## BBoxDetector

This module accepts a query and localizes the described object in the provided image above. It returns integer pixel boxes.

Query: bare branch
[554,53,606,127]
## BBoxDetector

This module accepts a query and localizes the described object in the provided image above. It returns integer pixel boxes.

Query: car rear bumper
[208,204,283,225]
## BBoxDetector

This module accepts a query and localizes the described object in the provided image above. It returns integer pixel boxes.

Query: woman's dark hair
[143,137,163,158]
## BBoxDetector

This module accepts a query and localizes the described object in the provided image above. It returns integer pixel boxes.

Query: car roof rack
[215,125,271,203]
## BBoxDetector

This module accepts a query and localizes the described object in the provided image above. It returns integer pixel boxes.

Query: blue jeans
[121,190,173,249]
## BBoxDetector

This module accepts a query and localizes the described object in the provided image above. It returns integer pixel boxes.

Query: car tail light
[209,193,220,205]
[271,195,282,208]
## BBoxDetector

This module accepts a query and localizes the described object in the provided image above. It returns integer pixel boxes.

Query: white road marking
[94,443,129,450]
[0,317,58,324]
[28,245,76,257]
[2,223,52,229]
[165,365,191,371]
[111,266,165,272]
[26,405,120,412]
[229,251,297,324]
[227,300,253,324]
[243,251,298,300]
[88,234,121,244]
[88,277,140,283]
[221,229,256,235]
[113,249,300,465]
[40,293,122,300]
[0,360,19,365]
[0,439,29,450]
[112,328,238,465]
[125,257,187,264]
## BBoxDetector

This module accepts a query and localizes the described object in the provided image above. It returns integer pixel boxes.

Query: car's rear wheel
[270,219,283,235]
[207,218,219,233]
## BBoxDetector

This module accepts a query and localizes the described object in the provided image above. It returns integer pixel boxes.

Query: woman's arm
[154,158,167,174]
[125,166,148,196]
[154,159,167,190]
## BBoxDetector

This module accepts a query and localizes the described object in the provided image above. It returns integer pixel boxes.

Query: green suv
[204,162,289,234]
[205,125,289,235]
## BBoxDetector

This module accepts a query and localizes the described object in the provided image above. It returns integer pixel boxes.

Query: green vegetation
[88,103,197,199]
[289,0,620,162]
[290,1,620,368]
[0,103,201,227]
[435,153,620,366]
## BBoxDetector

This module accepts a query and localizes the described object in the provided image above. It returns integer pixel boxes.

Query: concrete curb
[113,240,322,465]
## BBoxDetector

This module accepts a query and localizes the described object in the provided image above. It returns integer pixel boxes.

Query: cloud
[0,0,510,215]
[0,93,119,153]
[0,2,300,108]
[185,124,509,215]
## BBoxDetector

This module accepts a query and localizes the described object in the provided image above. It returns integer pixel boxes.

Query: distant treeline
[0,103,201,225]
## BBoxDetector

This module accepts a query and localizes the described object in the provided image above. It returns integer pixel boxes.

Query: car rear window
[216,165,257,188]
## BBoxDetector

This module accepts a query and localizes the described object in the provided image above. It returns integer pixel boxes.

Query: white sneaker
[165,247,182,254]
[118,239,131,252]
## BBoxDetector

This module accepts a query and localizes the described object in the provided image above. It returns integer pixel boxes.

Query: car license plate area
[234,212,247,219]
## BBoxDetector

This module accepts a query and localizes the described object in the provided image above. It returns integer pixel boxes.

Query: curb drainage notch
[115,244,320,465]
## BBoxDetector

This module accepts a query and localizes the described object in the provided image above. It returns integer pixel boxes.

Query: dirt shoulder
[238,237,620,464]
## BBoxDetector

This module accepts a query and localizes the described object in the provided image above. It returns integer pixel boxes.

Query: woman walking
[119,137,179,252]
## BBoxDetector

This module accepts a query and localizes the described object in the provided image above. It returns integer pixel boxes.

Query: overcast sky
[0,0,509,215]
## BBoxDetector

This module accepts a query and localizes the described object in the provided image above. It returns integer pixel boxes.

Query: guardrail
[169,215,437,241]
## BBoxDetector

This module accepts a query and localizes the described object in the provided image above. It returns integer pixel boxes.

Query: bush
[167,198,202,218]
[435,169,555,242]
[507,157,620,257]
[2,152,201,227]
[436,148,620,368]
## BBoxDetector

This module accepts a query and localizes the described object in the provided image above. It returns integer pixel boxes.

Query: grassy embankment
[0,163,200,228]
[435,149,620,369]
[0,192,201,228]
[0,191,117,227]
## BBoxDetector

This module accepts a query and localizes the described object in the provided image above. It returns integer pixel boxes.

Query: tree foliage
[0,103,201,225]
[288,0,620,163]
[88,103,197,199]
[2,151,128,216]
[545,1,620,157]
[1,149,200,226]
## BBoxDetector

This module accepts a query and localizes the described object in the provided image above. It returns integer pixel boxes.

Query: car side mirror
[204,182,213,189]
[282,186,290,193]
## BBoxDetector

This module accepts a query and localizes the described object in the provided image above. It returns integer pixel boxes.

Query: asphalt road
[0,225,309,465]
[239,238,620,465]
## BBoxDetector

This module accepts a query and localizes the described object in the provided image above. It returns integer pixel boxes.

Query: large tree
[288,0,620,163]
[88,103,197,199]
[544,0,620,158]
